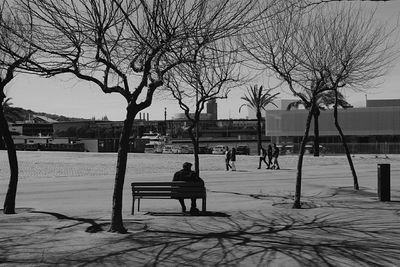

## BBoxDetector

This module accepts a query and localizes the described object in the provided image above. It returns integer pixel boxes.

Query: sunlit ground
[0,151,399,266]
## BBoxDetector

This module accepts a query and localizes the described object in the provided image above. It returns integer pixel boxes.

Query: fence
[285,142,400,155]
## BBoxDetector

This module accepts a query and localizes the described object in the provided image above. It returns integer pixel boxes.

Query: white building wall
[265,107,400,137]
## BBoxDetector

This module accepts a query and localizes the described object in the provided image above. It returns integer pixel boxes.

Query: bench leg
[138,198,140,212]
[202,197,206,212]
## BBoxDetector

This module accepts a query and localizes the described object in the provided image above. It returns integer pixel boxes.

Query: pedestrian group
[258,143,280,170]
[226,143,280,171]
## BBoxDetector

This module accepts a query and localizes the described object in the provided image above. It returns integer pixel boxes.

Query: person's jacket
[273,147,279,158]
[173,169,204,186]
[230,149,236,161]
[267,146,273,157]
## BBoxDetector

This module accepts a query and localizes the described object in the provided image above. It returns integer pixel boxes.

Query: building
[367,99,400,108]
[206,99,218,120]
[265,99,400,153]
[171,113,214,120]
[10,115,55,136]
[50,118,265,153]
[8,97,400,154]
[172,99,218,120]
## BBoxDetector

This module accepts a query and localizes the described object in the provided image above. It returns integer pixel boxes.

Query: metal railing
[282,143,400,155]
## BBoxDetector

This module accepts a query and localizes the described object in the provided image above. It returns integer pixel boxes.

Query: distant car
[180,145,193,154]
[212,145,226,154]
[284,144,294,154]
[198,146,212,154]
[236,145,250,155]
[305,144,326,154]
[162,145,174,154]
[144,142,163,153]
[172,146,182,154]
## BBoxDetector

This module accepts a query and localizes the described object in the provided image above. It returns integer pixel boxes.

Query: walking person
[258,145,268,169]
[272,143,280,170]
[224,146,231,171]
[230,147,237,171]
[267,144,273,169]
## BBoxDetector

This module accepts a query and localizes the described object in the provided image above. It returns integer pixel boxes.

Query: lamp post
[164,107,167,135]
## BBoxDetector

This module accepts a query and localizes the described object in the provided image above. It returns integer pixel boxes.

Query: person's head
[182,162,192,171]
[273,143,277,147]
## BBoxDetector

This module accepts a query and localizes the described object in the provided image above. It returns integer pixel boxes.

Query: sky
[6,1,400,121]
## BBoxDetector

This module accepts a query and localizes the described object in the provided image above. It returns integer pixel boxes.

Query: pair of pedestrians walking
[225,146,236,171]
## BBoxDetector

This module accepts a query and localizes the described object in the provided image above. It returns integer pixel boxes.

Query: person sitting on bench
[173,162,204,214]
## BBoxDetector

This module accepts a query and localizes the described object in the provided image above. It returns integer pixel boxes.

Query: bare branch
[13,0,261,231]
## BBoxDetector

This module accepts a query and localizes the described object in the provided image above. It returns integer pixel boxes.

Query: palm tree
[287,90,352,156]
[2,97,20,122]
[2,97,12,107]
[239,85,279,156]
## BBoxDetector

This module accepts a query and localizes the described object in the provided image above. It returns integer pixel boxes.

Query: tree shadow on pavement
[2,207,400,266]
[30,211,108,233]
[72,210,400,267]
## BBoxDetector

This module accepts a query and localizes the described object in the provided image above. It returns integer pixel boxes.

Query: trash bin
[377,164,390,201]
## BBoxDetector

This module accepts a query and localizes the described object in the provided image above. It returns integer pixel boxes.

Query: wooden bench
[131,182,206,214]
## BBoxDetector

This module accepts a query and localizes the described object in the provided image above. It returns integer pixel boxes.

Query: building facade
[265,99,400,154]
[266,106,400,144]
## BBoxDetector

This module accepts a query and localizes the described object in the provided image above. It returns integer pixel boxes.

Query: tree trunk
[108,108,136,233]
[293,105,315,209]
[188,124,200,178]
[0,106,19,214]
[313,108,320,157]
[333,90,359,190]
[256,110,262,156]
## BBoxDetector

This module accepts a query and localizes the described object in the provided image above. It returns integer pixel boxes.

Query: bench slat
[133,192,174,197]
[132,182,203,187]
[133,187,205,192]
[133,192,206,197]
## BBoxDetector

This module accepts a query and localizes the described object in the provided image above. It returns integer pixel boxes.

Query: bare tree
[18,0,257,233]
[299,0,393,9]
[243,2,397,208]
[308,5,398,192]
[166,40,243,177]
[0,1,34,214]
